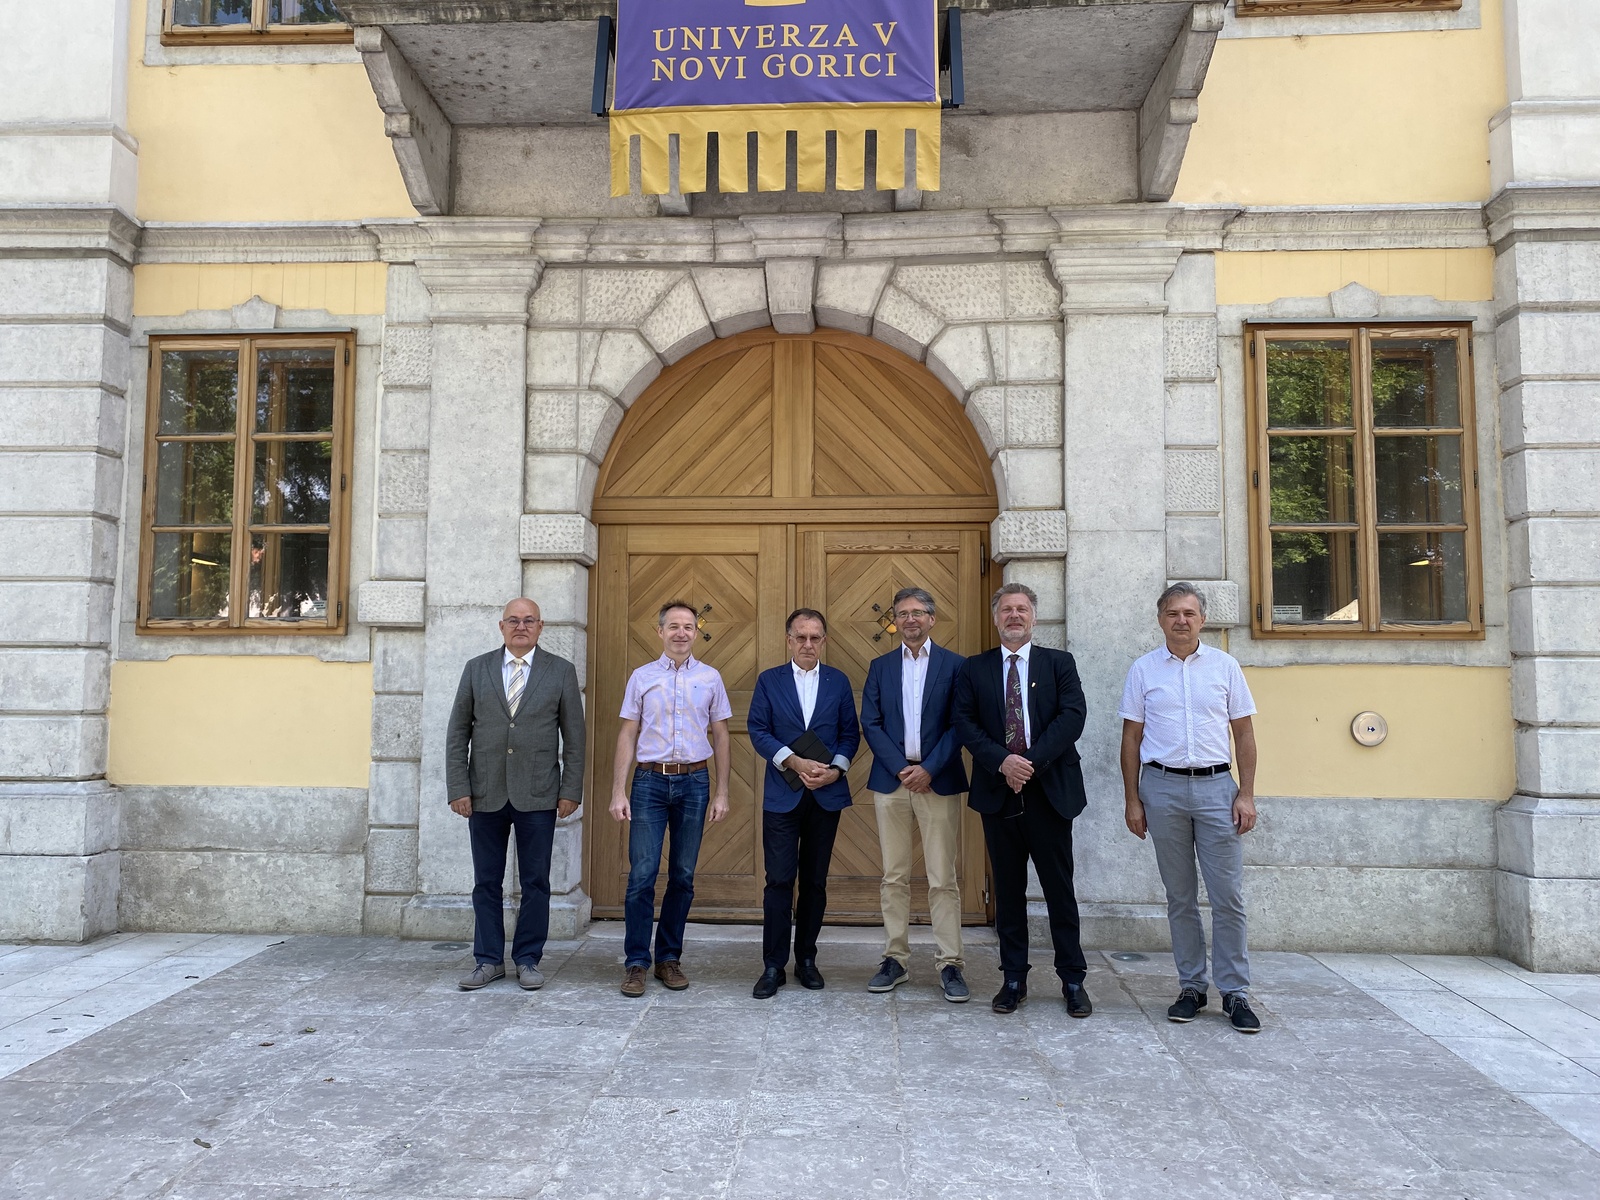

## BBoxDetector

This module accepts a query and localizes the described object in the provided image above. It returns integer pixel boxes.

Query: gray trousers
[1139,765,1250,996]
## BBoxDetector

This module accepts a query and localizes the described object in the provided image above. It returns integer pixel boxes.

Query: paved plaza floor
[3,926,1600,1200]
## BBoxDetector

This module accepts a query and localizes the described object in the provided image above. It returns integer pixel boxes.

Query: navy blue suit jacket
[747,663,861,813]
[860,642,969,796]
[953,645,1088,821]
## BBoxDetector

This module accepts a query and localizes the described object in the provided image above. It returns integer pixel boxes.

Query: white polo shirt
[1118,642,1256,768]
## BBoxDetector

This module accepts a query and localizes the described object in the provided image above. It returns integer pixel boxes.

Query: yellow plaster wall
[1215,248,1495,307]
[108,658,373,787]
[133,263,388,317]
[1243,665,1513,800]
[1174,3,1506,206]
[126,5,414,221]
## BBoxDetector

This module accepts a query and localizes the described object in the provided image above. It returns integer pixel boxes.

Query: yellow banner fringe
[609,103,941,196]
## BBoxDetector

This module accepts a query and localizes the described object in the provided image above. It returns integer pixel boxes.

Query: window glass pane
[256,347,336,432]
[1379,532,1469,623]
[1269,435,1356,524]
[253,440,333,525]
[1265,339,1353,428]
[269,0,345,23]
[150,532,232,620]
[170,0,252,25]
[1375,435,1464,525]
[248,532,330,621]
[155,441,235,526]
[1270,532,1361,624]
[159,350,238,434]
[1372,338,1461,428]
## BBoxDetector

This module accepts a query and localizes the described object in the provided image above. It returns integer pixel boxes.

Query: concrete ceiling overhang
[340,0,1223,215]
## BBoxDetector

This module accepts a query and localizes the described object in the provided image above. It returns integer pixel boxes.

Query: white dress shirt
[1118,641,1256,768]
[1000,641,1033,748]
[502,647,535,696]
[901,641,931,760]
[774,660,852,772]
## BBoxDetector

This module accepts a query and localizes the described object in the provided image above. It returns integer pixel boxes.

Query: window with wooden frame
[1245,324,1482,638]
[139,334,354,634]
[162,0,351,45]
[1235,1,1461,16]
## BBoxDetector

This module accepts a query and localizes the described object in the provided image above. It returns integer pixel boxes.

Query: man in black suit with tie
[953,582,1092,1017]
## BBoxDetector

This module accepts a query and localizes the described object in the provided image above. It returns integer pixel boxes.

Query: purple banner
[614,0,939,111]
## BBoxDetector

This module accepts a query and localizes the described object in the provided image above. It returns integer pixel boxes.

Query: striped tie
[507,658,526,714]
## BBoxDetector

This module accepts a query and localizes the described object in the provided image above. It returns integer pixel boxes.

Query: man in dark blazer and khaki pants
[447,597,585,992]
[860,586,970,1002]
[953,582,1092,1017]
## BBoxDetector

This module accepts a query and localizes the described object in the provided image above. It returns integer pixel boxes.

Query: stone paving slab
[0,931,1597,1199]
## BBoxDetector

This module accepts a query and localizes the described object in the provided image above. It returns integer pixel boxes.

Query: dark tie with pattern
[1004,653,1027,754]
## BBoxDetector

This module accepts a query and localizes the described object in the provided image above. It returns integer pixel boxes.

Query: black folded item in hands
[780,729,835,791]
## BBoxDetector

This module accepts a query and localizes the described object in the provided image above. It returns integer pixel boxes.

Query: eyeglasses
[502,617,543,627]
[894,608,932,620]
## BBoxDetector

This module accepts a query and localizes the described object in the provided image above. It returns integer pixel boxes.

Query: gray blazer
[445,647,586,813]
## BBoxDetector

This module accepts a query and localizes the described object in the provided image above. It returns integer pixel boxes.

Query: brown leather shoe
[654,960,689,991]
[620,965,647,998]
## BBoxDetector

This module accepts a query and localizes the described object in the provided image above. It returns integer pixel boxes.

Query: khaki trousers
[872,785,965,971]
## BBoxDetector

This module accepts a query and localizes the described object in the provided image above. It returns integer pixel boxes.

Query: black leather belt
[1150,762,1231,777]
[639,760,708,775]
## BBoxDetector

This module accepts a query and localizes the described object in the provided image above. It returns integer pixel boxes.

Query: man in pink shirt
[610,600,733,997]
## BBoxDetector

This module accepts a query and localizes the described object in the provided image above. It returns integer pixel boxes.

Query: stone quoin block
[358,580,425,628]
[380,326,431,387]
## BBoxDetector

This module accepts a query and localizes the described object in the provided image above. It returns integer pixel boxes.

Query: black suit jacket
[952,644,1088,821]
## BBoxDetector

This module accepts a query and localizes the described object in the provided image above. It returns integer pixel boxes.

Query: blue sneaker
[940,965,970,1003]
[867,957,908,993]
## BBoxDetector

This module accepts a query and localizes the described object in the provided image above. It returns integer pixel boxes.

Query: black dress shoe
[795,958,825,990]
[1064,981,1093,1018]
[752,967,786,999]
[991,981,1027,1014]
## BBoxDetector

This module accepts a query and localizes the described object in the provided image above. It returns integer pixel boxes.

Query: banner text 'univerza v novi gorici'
[609,0,942,196]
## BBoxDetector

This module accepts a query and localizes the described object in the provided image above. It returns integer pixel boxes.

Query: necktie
[507,658,526,714]
[1004,653,1027,754]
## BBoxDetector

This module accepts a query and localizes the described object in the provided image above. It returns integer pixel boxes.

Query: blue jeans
[624,767,710,969]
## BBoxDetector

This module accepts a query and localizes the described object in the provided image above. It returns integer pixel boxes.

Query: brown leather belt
[638,760,709,775]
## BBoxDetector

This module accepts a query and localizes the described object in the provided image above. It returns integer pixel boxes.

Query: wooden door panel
[800,528,991,924]
[589,525,779,918]
[587,329,998,926]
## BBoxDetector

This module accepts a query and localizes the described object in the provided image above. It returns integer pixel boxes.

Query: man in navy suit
[953,582,1092,1018]
[747,608,861,999]
[860,587,971,1002]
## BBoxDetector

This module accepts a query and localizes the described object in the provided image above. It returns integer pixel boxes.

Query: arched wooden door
[587,329,998,924]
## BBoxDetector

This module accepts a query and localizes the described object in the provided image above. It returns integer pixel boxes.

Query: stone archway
[584,327,998,923]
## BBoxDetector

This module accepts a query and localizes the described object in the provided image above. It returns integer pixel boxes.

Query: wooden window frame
[138,332,355,636]
[161,0,353,46]
[1236,0,1462,16]
[1245,322,1484,640]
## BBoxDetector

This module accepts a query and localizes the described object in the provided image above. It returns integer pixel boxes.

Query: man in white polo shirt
[1119,582,1261,1034]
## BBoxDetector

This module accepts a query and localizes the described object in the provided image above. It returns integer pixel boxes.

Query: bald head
[499,598,543,655]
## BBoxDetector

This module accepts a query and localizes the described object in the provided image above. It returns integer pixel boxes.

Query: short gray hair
[657,600,697,628]
[990,583,1038,613]
[892,587,936,616]
[1157,582,1207,618]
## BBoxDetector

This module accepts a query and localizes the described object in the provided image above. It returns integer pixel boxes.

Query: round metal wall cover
[1351,712,1388,747]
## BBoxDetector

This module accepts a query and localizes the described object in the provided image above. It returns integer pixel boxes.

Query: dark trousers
[468,804,557,967]
[982,795,1087,986]
[761,791,841,970]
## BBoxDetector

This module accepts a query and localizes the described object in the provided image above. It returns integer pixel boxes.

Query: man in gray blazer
[447,597,585,991]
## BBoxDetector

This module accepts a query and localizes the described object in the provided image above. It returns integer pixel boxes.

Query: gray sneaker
[458,962,505,991]
[940,965,971,1003]
[868,957,909,993]
[517,963,545,991]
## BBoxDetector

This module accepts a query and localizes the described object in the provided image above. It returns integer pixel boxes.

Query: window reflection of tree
[1265,341,1358,622]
